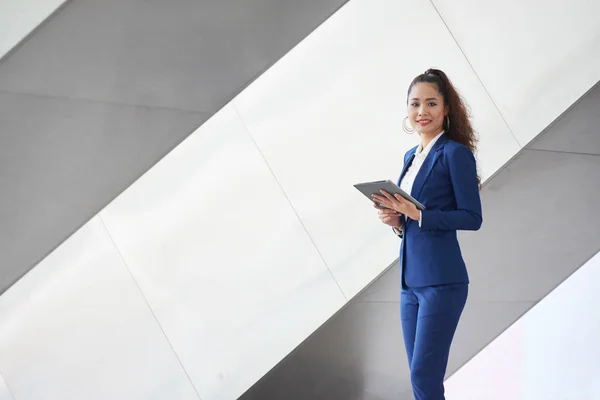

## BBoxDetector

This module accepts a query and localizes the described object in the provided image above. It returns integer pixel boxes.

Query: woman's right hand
[373,202,402,227]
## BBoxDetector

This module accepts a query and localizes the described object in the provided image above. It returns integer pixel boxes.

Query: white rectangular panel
[432,0,600,145]
[446,250,600,400]
[233,0,521,298]
[100,104,347,400]
[0,217,199,400]
[0,0,67,59]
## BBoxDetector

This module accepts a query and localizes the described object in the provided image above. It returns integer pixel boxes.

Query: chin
[421,126,443,136]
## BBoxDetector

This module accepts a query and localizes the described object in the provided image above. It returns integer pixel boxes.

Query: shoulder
[443,138,468,152]
[443,139,475,160]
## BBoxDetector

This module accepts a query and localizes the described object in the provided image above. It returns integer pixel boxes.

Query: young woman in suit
[372,68,482,400]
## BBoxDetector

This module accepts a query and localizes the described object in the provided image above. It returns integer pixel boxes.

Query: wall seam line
[231,101,349,302]
[428,0,523,149]
[0,372,18,400]
[525,148,600,157]
[0,88,212,115]
[97,215,204,400]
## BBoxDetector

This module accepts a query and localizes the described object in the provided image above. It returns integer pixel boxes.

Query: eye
[410,102,419,107]
[428,102,437,107]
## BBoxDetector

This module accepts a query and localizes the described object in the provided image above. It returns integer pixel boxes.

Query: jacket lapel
[410,135,447,200]
[397,149,416,186]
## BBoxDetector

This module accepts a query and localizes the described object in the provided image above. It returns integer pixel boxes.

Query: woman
[372,68,482,400]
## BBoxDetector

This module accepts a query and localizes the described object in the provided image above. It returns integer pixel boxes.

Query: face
[407,82,447,137]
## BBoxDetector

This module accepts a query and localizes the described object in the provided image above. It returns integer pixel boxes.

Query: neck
[420,129,443,149]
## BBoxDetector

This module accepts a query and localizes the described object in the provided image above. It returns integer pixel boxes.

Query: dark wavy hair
[407,68,480,184]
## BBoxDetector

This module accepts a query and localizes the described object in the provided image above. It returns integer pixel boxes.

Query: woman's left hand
[372,190,420,221]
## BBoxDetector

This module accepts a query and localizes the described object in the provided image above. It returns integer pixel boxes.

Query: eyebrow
[410,97,439,101]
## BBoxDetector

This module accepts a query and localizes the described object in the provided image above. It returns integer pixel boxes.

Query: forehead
[409,82,441,99]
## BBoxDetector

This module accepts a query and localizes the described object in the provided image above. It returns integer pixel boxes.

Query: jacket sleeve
[420,144,482,231]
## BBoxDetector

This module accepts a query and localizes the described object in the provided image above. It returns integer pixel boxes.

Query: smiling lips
[417,120,431,126]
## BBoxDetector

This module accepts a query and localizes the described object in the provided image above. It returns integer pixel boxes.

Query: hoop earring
[445,116,451,131]
[402,116,415,134]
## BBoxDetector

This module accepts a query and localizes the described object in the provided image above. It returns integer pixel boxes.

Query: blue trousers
[401,283,468,400]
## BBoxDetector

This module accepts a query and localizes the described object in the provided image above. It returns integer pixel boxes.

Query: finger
[378,204,392,212]
[394,196,409,210]
[376,199,399,212]
[397,197,416,211]
[381,209,399,215]
[383,192,407,212]
[374,193,389,203]
[382,216,397,224]
[380,190,396,201]
[373,197,392,208]
[375,193,396,207]
[380,213,398,219]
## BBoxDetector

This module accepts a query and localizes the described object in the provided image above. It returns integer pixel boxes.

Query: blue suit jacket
[397,135,482,288]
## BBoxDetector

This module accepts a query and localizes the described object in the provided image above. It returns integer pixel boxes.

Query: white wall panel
[0,374,14,400]
[233,0,520,299]
[0,0,67,59]
[0,217,199,400]
[446,250,600,400]
[432,0,600,145]
[99,104,347,400]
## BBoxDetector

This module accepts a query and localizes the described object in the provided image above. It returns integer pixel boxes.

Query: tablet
[354,179,426,211]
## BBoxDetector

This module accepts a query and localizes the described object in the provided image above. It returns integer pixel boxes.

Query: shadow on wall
[240,306,366,400]
[239,263,416,399]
